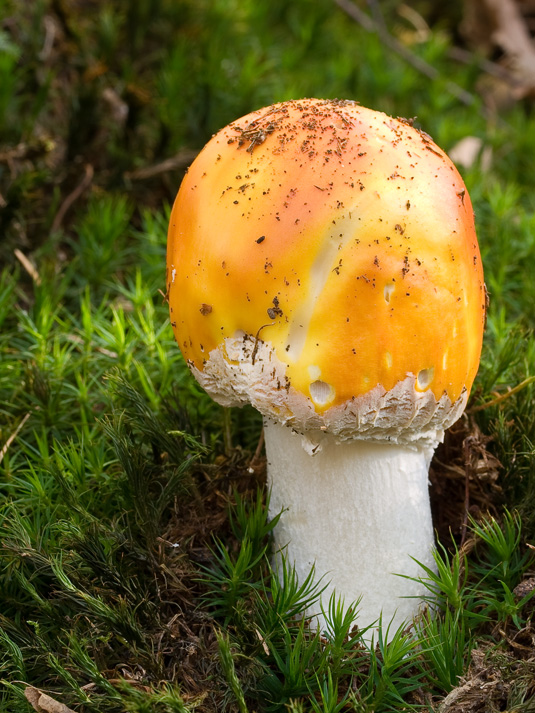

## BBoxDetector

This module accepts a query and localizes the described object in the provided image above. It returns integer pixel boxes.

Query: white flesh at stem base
[263,418,437,641]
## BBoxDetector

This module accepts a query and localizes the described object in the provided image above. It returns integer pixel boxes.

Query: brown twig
[471,376,535,412]
[223,408,232,455]
[332,0,489,114]
[250,426,265,468]
[39,15,57,61]
[461,438,473,545]
[14,250,41,285]
[251,323,274,365]
[124,149,197,181]
[0,413,30,465]
[448,45,522,84]
[397,3,431,42]
[51,163,94,233]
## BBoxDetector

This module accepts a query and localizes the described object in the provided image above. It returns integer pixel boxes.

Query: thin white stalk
[264,418,436,638]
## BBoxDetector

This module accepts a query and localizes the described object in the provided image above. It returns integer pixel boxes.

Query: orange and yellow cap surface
[167,99,485,443]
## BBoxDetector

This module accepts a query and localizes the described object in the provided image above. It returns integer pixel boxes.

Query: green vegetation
[1,0,535,710]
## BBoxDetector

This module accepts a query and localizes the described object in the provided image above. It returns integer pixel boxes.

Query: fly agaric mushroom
[166,99,486,634]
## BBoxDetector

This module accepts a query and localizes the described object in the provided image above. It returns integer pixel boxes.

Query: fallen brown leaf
[449,136,492,171]
[24,687,76,713]
[463,0,535,97]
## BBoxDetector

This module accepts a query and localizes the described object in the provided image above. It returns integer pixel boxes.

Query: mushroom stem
[264,418,437,637]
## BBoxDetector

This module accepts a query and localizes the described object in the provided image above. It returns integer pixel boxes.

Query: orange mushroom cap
[167,99,485,446]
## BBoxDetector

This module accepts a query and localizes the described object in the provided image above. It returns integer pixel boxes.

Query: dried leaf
[24,688,42,709]
[24,687,76,713]
[513,577,535,600]
[449,136,492,171]
[463,0,535,93]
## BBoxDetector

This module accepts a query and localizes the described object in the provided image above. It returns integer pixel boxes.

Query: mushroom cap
[167,99,486,446]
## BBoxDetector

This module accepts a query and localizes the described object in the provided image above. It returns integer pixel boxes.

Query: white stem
[264,419,437,639]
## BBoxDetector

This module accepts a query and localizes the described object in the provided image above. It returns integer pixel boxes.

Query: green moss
[1,0,535,710]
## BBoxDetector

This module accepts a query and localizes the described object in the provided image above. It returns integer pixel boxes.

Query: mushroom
[166,99,486,634]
